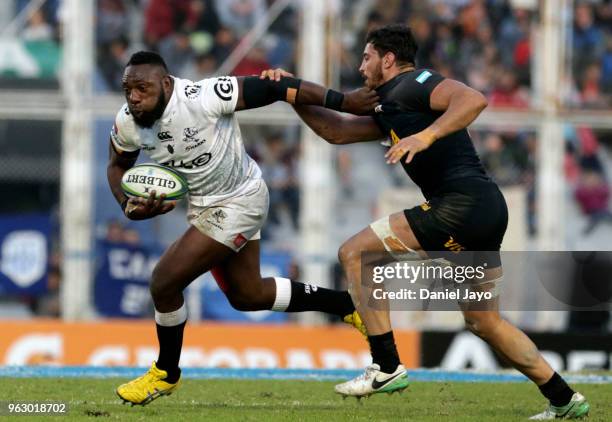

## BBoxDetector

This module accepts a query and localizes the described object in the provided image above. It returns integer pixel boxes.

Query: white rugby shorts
[187,179,269,251]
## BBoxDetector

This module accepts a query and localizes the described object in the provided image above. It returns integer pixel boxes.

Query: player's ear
[162,74,172,91]
[383,52,396,70]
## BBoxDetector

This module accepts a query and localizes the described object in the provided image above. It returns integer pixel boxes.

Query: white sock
[271,277,292,311]
[155,303,188,326]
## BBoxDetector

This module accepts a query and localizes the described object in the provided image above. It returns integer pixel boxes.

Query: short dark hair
[126,51,168,71]
[365,24,418,66]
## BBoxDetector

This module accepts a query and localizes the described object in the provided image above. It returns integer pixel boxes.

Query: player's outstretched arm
[107,140,175,220]
[233,72,379,116]
[386,79,488,164]
[292,104,383,145]
[256,68,383,144]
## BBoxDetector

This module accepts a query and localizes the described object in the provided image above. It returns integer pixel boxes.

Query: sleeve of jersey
[199,76,239,117]
[110,107,140,153]
[405,69,445,112]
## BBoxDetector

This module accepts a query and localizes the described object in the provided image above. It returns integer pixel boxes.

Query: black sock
[285,281,355,317]
[538,372,575,407]
[368,331,401,373]
[155,321,186,383]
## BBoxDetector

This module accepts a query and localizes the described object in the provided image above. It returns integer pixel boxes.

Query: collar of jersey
[375,69,416,94]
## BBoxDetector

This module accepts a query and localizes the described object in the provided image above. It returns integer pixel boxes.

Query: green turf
[1,378,610,421]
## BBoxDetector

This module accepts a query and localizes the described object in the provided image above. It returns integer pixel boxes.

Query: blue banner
[94,242,290,323]
[0,214,50,296]
[94,241,162,317]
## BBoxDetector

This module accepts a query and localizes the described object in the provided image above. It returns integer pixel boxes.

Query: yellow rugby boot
[116,362,180,406]
[343,310,368,338]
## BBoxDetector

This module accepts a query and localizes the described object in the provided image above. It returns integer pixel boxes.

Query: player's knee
[150,269,181,303]
[225,288,266,311]
[464,312,501,339]
[338,242,360,267]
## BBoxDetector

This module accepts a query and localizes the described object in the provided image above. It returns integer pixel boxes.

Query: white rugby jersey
[111,76,262,206]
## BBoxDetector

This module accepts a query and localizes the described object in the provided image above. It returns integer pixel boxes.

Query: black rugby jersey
[372,69,489,198]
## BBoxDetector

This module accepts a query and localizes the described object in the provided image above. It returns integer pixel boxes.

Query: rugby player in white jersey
[107,51,378,406]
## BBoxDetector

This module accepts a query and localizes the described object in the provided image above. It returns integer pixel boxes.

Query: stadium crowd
[3,0,610,107]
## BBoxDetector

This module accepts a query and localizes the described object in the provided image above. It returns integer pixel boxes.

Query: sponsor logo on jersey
[157,131,174,142]
[374,104,384,113]
[184,84,202,100]
[185,140,206,151]
[203,208,227,231]
[444,236,465,253]
[212,209,227,224]
[162,152,212,169]
[182,126,201,143]
[416,70,432,84]
[142,145,156,151]
[167,145,174,154]
[123,105,130,115]
[213,77,233,101]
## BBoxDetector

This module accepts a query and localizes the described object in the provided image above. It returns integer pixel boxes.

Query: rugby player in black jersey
[260,24,589,420]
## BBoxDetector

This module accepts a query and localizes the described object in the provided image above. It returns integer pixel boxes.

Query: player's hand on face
[124,191,176,220]
[342,88,379,115]
[385,131,436,165]
[259,68,294,82]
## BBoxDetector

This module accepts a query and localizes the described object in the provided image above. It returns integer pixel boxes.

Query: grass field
[2,378,611,421]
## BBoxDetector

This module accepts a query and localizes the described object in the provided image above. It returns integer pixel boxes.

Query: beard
[364,64,384,89]
[131,87,167,128]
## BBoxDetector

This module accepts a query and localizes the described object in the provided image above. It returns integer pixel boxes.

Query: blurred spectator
[602,34,612,93]
[575,168,612,234]
[215,0,265,37]
[260,134,300,231]
[573,3,605,64]
[187,0,221,36]
[144,0,192,49]
[498,8,531,68]
[16,0,59,27]
[578,62,609,109]
[211,26,237,62]
[488,67,530,108]
[480,133,523,185]
[104,219,141,245]
[97,0,129,45]
[262,1,296,69]
[409,16,435,68]
[98,36,129,91]
[105,219,125,243]
[159,30,195,75]
[29,249,62,317]
[183,52,218,81]
[21,9,54,41]
[233,45,270,76]
[123,227,141,245]
[32,266,61,317]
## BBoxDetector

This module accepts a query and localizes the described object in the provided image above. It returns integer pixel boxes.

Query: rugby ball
[121,164,188,200]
